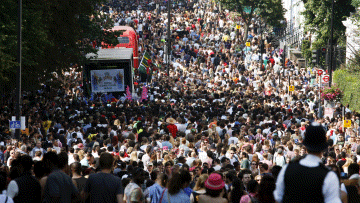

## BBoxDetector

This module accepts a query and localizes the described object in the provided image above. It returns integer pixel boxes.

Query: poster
[91,69,125,93]
[324,108,334,119]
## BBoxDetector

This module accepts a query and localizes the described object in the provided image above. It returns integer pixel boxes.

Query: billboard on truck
[84,48,133,96]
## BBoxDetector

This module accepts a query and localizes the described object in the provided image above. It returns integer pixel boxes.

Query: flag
[126,86,132,101]
[141,86,148,102]
[139,51,152,75]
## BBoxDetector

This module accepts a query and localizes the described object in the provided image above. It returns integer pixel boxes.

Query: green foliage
[352,0,360,7]
[302,0,355,48]
[301,40,312,64]
[219,0,285,40]
[333,68,360,112]
[0,0,119,94]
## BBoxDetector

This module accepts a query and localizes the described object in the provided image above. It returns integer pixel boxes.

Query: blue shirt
[0,151,4,163]
[161,189,190,203]
[162,141,173,150]
[148,183,165,203]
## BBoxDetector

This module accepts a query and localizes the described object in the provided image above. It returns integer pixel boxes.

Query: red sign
[317,69,323,76]
[322,75,330,83]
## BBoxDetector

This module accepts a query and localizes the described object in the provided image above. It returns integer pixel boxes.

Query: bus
[102,26,139,69]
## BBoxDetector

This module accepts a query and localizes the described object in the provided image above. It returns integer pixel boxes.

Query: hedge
[333,69,360,112]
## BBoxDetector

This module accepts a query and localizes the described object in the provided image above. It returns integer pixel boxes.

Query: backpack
[249,195,259,203]
[192,191,200,203]
[220,128,227,140]
[345,185,360,202]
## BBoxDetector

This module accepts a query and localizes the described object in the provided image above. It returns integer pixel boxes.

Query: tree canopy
[0,0,120,95]
[302,0,355,48]
[219,0,285,40]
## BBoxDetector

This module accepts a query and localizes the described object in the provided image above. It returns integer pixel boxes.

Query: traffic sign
[317,69,323,76]
[9,121,21,129]
[288,85,295,92]
[246,42,251,47]
[344,120,351,128]
[322,75,330,83]
[236,25,241,29]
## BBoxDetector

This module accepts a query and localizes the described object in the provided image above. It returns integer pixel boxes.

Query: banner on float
[91,69,125,93]
[324,107,334,119]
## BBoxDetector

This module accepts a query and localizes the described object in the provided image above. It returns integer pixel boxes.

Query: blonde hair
[78,150,85,160]
[193,174,209,191]
[130,151,138,163]
[114,119,121,126]
[343,158,354,171]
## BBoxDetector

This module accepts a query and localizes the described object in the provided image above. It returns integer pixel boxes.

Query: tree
[302,0,355,49]
[0,0,120,98]
[219,0,285,41]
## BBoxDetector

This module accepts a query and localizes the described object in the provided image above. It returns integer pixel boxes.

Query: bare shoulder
[198,195,228,203]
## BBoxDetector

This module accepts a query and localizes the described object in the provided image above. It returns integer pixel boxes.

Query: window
[117,37,129,44]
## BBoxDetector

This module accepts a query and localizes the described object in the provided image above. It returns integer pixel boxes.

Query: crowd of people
[0,0,360,202]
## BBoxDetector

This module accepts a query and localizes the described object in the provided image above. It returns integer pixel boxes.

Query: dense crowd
[0,0,359,202]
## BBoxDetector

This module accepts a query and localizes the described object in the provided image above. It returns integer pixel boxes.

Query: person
[0,171,14,203]
[240,169,252,192]
[70,162,87,194]
[240,179,258,203]
[160,170,191,203]
[228,178,246,203]
[7,155,41,203]
[341,163,360,202]
[274,122,342,203]
[146,173,168,203]
[42,151,80,203]
[84,152,123,203]
[258,175,276,203]
[190,174,208,203]
[198,173,227,203]
[124,167,146,203]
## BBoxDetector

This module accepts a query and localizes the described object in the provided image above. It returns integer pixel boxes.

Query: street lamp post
[167,0,171,76]
[329,0,335,87]
[15,0,22,139]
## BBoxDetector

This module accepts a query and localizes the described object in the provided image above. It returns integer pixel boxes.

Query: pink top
[240,195,251,203]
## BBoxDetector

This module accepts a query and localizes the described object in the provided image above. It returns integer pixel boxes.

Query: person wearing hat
[166,118,178,138]
[197,173,227,203]
[274,122,341,203]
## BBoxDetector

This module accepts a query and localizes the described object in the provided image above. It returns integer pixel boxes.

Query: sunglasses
[252,163,257,165]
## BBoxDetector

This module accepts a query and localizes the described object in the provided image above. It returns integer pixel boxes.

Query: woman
[160,170,191,203]
[198,173,227,203]
[250,160,259,177]
[257,175,276,203]
[146,173,168,203]
[130,151,138,165]
[329,165,348,203]
[240,179,258,203]
[228,178,246,203]
[190,174,208,203]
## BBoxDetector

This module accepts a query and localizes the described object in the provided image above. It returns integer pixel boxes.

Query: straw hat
[166,117,176,124]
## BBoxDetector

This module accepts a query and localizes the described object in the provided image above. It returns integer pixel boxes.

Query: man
[42,151,79,203]
[274,122,341,203]
[336,151,346,173]
[7,155,41,202]
[186,152,197,167]
[162,135,173,150]
[240,169,252,191]
[341,163,360,199]
[84,152,123,203]
[30,141,46,158]
[124,168,146,203]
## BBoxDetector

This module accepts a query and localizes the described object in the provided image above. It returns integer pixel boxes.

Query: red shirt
[167,124,178,138]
